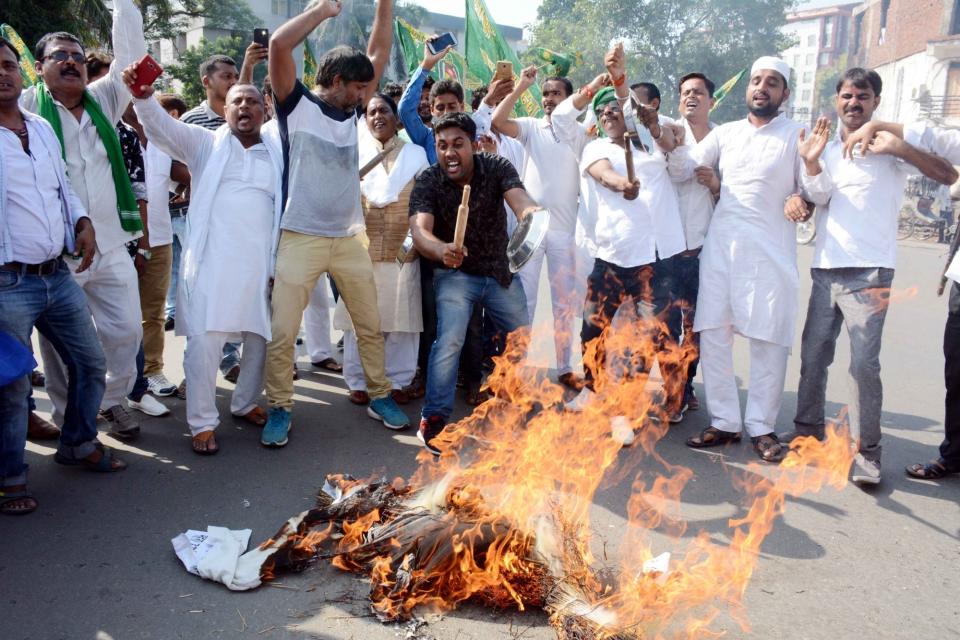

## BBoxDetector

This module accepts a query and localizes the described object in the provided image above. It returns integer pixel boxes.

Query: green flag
[394,18,466,84]
[528,47,578,78]
[711,68,747,113]
[303,38,318,89]
[464,0,542,118]
[1,24,39,87]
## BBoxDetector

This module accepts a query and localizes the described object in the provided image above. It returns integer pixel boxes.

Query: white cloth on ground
[341,329,418,391]
[171,526,259,591]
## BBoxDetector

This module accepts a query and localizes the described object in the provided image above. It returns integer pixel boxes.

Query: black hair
[470,85,488,111]
[85,51,113,78]
[198,54,237,80]
[434,112,476,140]
[317,45,374,87]
[0,37,20,62]
[226,82,264,104]
[678,72,715,97]
[35,31,83,60]
[836,67,882,96]
[422,76,436,92]
[430,78,464,104]
[368,91,399,117]
[630,81,661,105]
[381,81,404,101]
[543,76,574,97]
[157,93,188,115]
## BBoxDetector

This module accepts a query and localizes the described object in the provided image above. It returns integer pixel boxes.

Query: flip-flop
[905,459,958,480]
[191,431,219,456]
[0,490,38,516]
[54,442,127,472]
[312,358,343,372]
[686,426,742,448]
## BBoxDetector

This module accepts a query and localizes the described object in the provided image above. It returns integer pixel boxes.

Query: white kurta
[669,113,806,348]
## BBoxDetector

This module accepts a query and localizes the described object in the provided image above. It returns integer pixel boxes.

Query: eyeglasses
[44,51,86,64]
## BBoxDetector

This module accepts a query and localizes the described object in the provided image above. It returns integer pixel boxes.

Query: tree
[529,0,797,124]
[165,35,248,107]
[813,54,846,124]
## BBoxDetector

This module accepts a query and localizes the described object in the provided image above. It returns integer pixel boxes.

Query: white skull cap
[750,56,791,84]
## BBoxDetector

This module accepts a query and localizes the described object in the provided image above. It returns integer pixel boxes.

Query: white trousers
[40,245,142,420]
[342,330,418,391]
[700,325,789,438]
[303,274,334,362]
[517,229,579,375]
[184,331,265,436]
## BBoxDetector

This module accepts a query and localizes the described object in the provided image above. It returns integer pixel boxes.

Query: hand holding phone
[131,54,163,99]
[492,61,513,83]
[427,32,457,55]
[253,28,269,47]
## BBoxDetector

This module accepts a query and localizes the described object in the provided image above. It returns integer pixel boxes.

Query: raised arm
[239,41,269,84]
[89,0,146,124]
[269,0,343,104]
[492,66,537,139]
[362,0,393,107]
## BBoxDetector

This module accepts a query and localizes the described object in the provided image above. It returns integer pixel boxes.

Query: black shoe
[777,429,825,444]
[417,415,447,456]
[164,316,175,331]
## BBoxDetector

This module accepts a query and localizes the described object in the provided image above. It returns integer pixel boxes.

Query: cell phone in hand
[493,61,513,83]
[253,28,270,47]
[132,54,163,98]
[427,32,457,55]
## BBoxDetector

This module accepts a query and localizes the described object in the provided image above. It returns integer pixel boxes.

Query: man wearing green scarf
[19,0,149,440]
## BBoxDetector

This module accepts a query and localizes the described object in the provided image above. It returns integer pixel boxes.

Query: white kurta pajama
[134,97,284,435]
[669,113,807,437]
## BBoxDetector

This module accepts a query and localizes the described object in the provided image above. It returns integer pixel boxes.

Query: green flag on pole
[303,38,318,89]
[528,47,579,78]
[1,24,39,87]
[394,18,466,84]
[711,68,747,113]
[464,0,542,118]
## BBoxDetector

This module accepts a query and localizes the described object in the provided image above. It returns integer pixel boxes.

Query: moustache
[844,107,863,114]
[60,68,81,77]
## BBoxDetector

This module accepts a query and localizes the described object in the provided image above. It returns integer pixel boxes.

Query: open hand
[799,116,831,165]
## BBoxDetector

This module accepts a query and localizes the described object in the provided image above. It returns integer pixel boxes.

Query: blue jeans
[0,261,106,486]
[673,251,701,400]
[128,342,148,401]
[423,269,528,420]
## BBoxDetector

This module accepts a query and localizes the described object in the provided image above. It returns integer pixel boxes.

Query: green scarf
[35,82,142,233]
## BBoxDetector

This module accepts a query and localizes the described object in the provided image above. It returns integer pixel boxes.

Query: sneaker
[851,453,881,485]
[100,404,141,440]
[564,386,596,412]
[128,394,170,417]
[261,408,291,447]
[368,396,410,430]
[668,401,689,424]
[147,374,177,397]
[685,389,700,411]
[417,415,447,455]
[610,416,635,447]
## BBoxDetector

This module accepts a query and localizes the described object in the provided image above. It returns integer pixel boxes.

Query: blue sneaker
[367,396,410,430]
[261,407,291,447]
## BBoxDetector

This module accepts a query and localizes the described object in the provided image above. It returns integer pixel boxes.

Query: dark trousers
[941,282,960,466]
[580,257,682,402]
[673,251,701,400]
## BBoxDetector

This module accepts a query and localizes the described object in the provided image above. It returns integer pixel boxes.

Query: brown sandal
[686,426,742,448]
[751,434,784,463]
[236,406,267,427]
[905,458,958,480]
[191,431,219,456]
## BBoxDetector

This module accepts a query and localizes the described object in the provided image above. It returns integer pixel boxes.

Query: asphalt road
[2,240,958,640]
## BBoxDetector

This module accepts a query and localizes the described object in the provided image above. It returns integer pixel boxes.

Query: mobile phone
[493,61,513,83]
[132,54,163,98]
[427,32,457,55]
[253,28,270,47]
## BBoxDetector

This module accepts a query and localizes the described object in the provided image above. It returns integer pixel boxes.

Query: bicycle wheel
[897,216,914,240]
[916,223,936,241]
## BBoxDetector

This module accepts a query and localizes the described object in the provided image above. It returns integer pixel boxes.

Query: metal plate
[507,208,551,273]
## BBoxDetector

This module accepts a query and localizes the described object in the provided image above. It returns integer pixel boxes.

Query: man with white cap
[668,56,807,463]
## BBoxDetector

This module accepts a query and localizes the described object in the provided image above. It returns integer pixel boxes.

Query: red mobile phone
[132,54,163,98]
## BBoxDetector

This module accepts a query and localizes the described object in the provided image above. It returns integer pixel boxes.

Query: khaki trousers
[139,243,173,377]
[266,230,390,408]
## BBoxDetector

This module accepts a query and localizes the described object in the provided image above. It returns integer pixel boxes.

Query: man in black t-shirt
[408,112,541,455]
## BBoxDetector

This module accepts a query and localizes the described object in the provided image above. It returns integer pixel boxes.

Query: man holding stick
[409,112,541,455]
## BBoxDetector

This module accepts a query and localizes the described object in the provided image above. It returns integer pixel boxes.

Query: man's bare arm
[362,0,393,107]
[410,213,466,268]
[269,0,342,104]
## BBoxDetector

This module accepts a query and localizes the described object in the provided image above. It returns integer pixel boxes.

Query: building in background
[848,0,960,127]
[781,2,858,127]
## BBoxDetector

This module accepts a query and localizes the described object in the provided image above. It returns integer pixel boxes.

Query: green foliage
[165,36,248,108]
[530,0,798,124]
[814,53,847,122]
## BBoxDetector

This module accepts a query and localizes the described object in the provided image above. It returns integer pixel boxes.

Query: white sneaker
[850,453,881,485]
[147,374,177,397]
[564,386,596,412]
[129,394,171,417]
[610,416,635,446]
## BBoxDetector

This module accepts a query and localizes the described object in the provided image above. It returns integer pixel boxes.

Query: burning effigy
[172,323,855,639]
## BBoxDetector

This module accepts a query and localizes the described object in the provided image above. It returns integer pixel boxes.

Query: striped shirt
[181,101,224,131]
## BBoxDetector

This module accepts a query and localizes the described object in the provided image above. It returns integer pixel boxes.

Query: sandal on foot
[686,426,742,448]
[312,357,342,372]
[191,431,219,456]
[0,489,38,515]
[751,434,784,463]
[905,458,958,480]
[235,406,267,427]
[54,442,127,472]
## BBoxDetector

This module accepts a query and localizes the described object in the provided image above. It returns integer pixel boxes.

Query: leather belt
[0,257,63,276]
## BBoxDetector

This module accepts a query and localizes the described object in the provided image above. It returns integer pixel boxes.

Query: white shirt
[803,131,914,269]
[514,117,581,235]
[1,124,66,263]
[669,117,717,250]
[19,0,145,254]
[144,143,174,247]
[905,122,960,164]
[580,138,686,268]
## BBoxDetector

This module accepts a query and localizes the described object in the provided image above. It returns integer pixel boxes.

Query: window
[272,0,306,16]
[803,71,813,83]
[802,89,812,101]
[806,53,814,65]
[807,34,817,47]
[952,0,960,35]
[823,16,834,46]
[853,13,863,53]
[819,52,830,66]
[879,0,891,44]
[794,55,801,68]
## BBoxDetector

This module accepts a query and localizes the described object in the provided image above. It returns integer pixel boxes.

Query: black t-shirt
[408,153,525,287]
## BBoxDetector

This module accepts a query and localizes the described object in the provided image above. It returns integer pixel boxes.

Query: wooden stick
[623,132,636,184]
[453,185,471,250]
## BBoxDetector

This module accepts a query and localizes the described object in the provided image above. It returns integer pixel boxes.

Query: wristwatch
[137,248,152,260]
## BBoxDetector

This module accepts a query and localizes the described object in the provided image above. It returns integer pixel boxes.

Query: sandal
[905,458,958,480]
[312,357,343,372]
[191,431,219,456]
[686,426,742,448]
[54,442,127,472]
[235,406,267,427]
[751,434,784,463]
[0,489,38,515]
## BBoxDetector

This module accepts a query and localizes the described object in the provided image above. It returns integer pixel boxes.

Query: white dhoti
[184,331,265,435]
[700,326,788,437]
[302,274,335,363]
[342,330,418,391]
